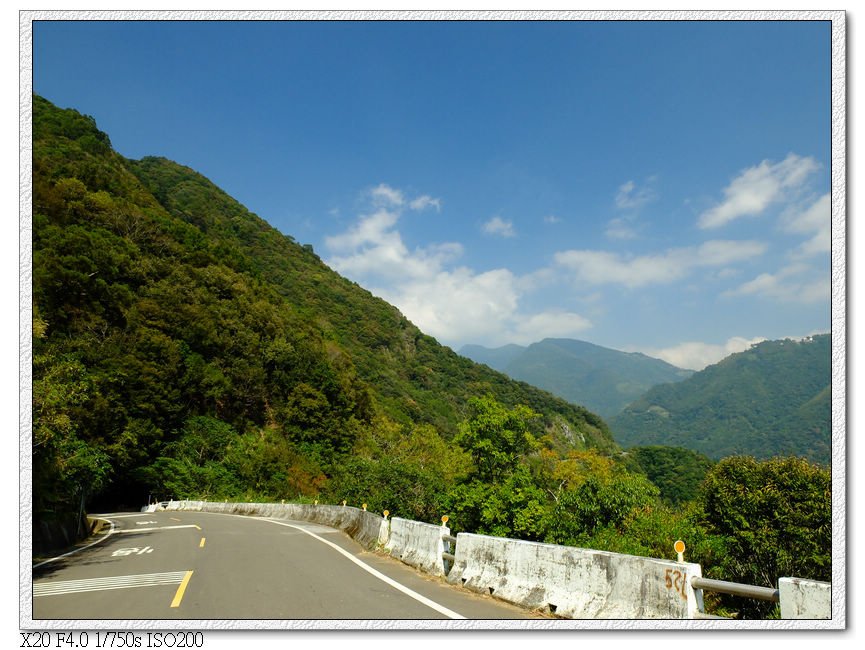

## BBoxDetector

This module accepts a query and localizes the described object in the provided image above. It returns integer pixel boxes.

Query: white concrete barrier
[165,500,389,552]
[161,501,833,620]
[779,577,831,619]
[351,510,390,549]
[385,518,450,577]
[447,532,704,618]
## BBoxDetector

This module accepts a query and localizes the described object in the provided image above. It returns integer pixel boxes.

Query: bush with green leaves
[454,394,540,482]
[325,456,447,523]
[545,470,660,546]
[693,455,831,618]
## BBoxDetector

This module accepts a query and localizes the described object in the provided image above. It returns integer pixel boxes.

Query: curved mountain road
[32,510,541,621]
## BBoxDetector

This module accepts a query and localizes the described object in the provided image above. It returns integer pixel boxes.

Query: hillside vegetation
[609,335,831,464]
[461,338,693,418]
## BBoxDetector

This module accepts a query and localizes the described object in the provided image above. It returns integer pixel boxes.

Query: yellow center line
[199,537,206,548]
[170,570,193,608]
[170,517,181,522]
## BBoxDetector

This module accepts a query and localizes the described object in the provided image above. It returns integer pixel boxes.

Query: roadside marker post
[674,540,686,563]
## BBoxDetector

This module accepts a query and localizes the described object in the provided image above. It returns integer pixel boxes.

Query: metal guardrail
[690,576,780,619]
[691,576,780,602]
[442,533,457,572]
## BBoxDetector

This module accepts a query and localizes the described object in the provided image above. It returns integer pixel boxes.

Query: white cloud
[325,185,447,282]
[615,178,657,211]
[696,239,768,266]
[780,192,831,257]
[409,195,442,212]
[554,249,685,288]
[641,336,767,371]
[482,216,516,238]
[376,268,591,348]
[325,208,400,253]
[607,178,656,240]
[370,183,404,208]
[511,311,592,343]
[724,263,829,304]
[380,268,520,343]
[698,153,819,229]
[323,184,590,348]
[325,206,462,284]
[715,267,742,280]
[543,215,562,224]
[605,217,638,240]
[553,240,767,289]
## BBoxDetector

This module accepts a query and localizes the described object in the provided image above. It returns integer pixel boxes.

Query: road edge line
[33,518,116,569]
[262,518,466,620]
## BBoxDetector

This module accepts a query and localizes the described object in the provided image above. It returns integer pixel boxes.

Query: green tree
[545,470,660,546]
[136,417,241,500]
[33,350,111,518]
[454,395,539,482]
[325,456,447,523]
[694,455,831,618]
[444,466,550,540]
[223,427,327,500]
[625,446,715,505]
[354,420,473,485]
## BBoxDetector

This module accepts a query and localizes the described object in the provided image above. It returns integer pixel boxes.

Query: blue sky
[31,17,835,370]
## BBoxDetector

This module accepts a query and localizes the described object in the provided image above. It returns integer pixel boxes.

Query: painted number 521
[665,568,688,599]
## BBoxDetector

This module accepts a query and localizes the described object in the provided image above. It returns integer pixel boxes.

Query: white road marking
[34,571,188,597]
[111,546,154,556]
[33,520,198,568]
[262,518,467,620]
[92,513,151,519]
[116,525,200,533]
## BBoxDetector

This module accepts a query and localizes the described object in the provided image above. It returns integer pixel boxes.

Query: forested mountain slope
[608,335,831,463]
[31,95,615,528]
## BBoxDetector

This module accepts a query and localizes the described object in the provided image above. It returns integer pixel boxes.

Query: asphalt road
[32,510,544,621]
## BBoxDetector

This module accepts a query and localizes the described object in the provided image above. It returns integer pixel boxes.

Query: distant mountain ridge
[459,338,693,418]
[608,335,831,464]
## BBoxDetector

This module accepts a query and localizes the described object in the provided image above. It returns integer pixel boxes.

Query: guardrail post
[441,516,455,575]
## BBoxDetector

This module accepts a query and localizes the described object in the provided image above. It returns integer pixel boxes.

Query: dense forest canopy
[30,95,831,618]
